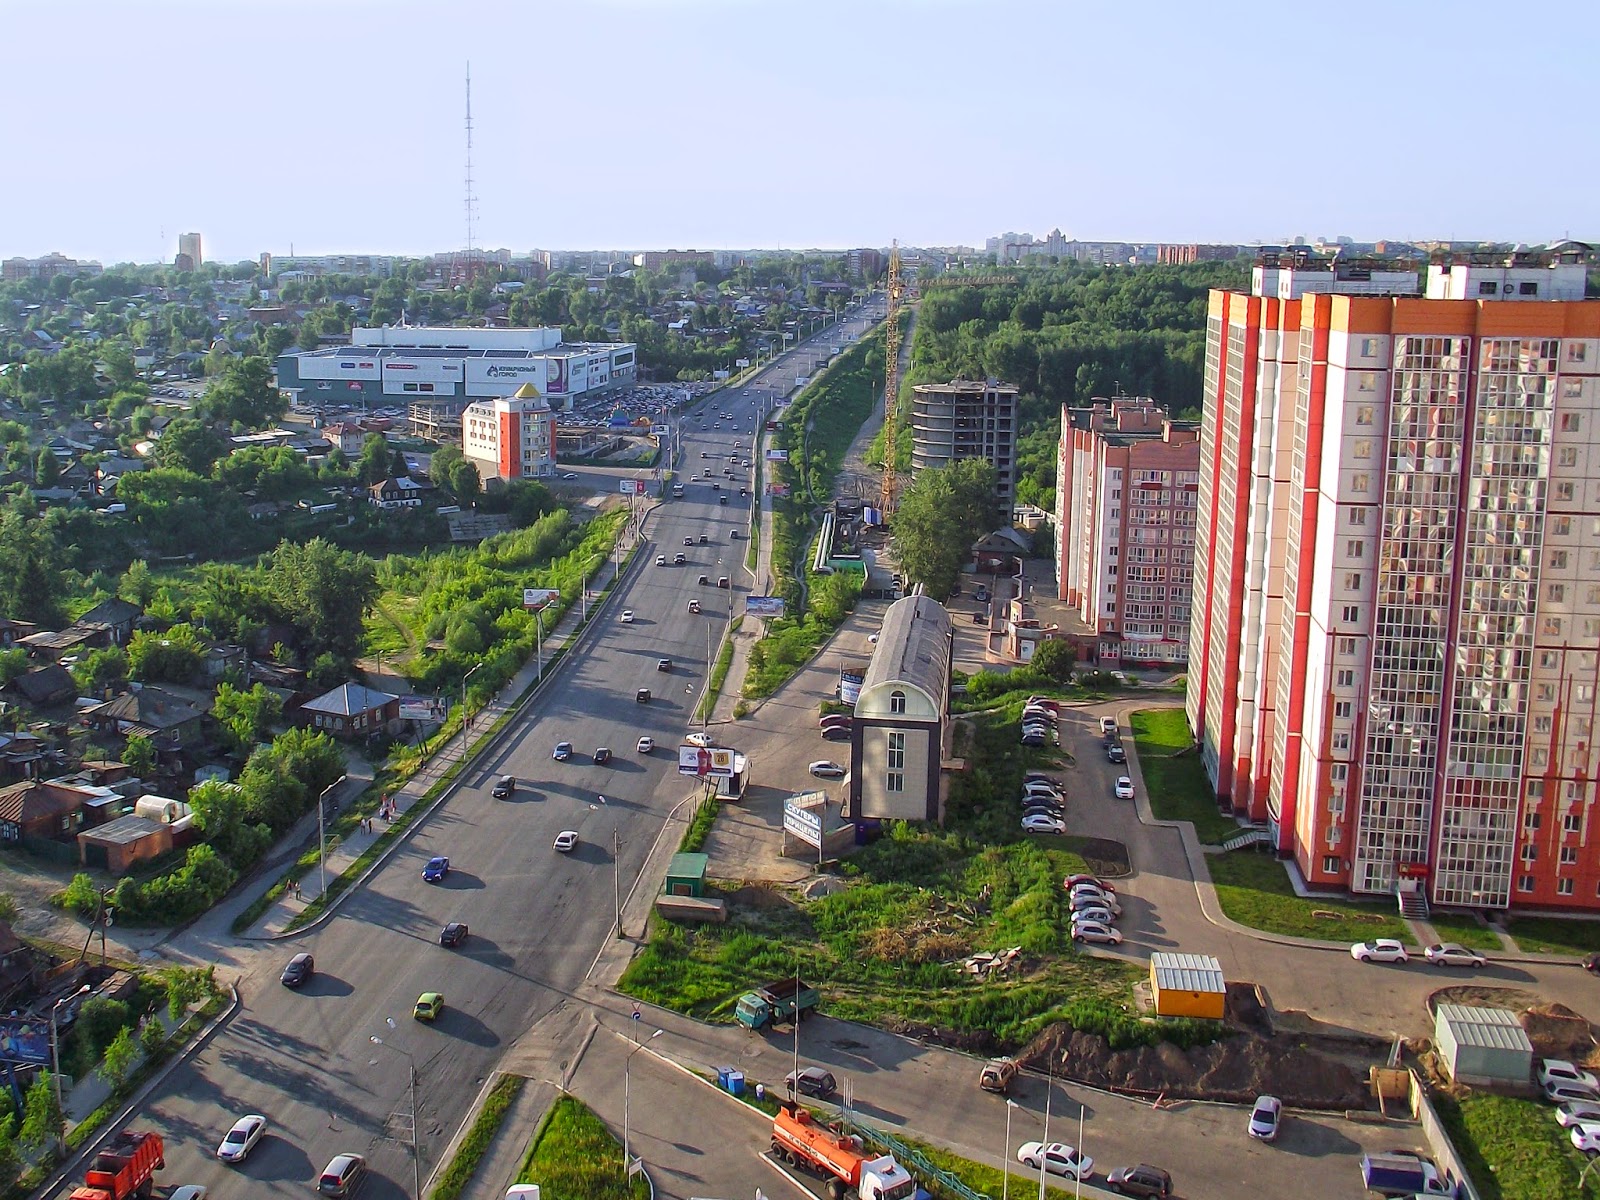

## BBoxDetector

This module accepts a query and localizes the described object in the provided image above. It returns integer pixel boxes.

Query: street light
[49,984,91,1151]
[623,1028,663,1181]
[371,1027,422,1200]
[317,774,348,901]
[461,661,484,754]
[1002,1097,1021,1200]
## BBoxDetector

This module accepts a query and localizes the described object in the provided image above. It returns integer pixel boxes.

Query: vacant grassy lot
[1504,916,1600,957]
[518,1095,649,1200]
[1128,709,1239,844]
[1208,850,1413,945]
[1436,1092,1600,1200]
[1425,913,1505,953]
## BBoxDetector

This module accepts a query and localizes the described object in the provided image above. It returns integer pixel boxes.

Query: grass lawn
[1425,914,1505,953]
[1208,850,1413,945]
[1503,916,1600,958]
[518,1095,649,1200]
[1129,709,1239,844]
[1436,1092,1600,1200]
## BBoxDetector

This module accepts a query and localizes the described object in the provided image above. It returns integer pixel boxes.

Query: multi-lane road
[61,306,883,1199]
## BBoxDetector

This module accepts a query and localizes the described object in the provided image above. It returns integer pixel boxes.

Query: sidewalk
[245,518,649,939]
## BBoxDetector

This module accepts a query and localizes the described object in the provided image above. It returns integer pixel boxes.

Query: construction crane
[879,243,904,516]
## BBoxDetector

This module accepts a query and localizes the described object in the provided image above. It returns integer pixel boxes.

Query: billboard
[765,449,789,462]
[619,479,646,495]
[783,800,822,848]
[298,357,379,381]
[398,695,448,722]
[546,358,569,395]
[678,745,736,777]
[0,1015,53,1066]
[466,360,546,394]
[383,358,462,385]
[736,358,750,368]
[745,596,786,618]
[767,482,790,498]
[523,587,560,610]
[839,670,865,705]
[713,370,730,380]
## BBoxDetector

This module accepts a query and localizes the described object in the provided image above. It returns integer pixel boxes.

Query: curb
[35,981,242,1200]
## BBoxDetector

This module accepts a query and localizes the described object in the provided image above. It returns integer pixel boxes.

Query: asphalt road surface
[56,311,882,1200]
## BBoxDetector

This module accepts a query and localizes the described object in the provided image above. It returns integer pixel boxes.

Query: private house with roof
[298,682,399,738]
[84,686,207,750]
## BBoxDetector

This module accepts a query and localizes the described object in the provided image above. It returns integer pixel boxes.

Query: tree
[34,446,59,486]
[198,356,284,428]
[127,623,205,684]
[0,647,28,686]
[0,510,64,625]
[357,434,391,486]
[0,1113,19,1185]
[262,538,378,659]
[122,733,155,777]
[1031,638,1076,684]
[119,559,155,607]
[892,459,999,599]
[211,681,282,756]
[101,1026,137,1091]
[150,417,225,474]
[72,646,129,694]
[17,1072,61,1151]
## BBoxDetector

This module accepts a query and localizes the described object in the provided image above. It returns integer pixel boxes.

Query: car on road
[554,830,579,853]
[413,992,444,1021]
[674,552,687,565]
[656,554,667,566]
[169,1188,209,1200]
[809,761,846,778]
[561,472,578,480]
[979,1056,1018,1094]
[1540,1059,1600,1094]
[1248,1094,1282,1141]
[657,658,672,671]
[594,746,612,764]
[785,1067,838,1098]
[1099,716,1118,734]
[280,953,315,988]
[1070,918,1123,945]
[637,736,654,754]
[1105,1164,1173,1197]
[553,741,573,761]
[1351,939,1409,964]
[422,856,450,883]
[635,688,651,703]
[1064,874,1115,893]
[1016,1141,1093,1181]
[217,1114,267,1162]
[686,731,715,747]
[821,725,850,741]
[1425,942,1487,968]
[318,1153,368,1197]
[492,775,516,799]
[1114,776,1135,800]
[1555,1099,1600,1129]
[440,922,469,947]
[699,533,710,543]
[1021,813,1066,835]
[684,536,695,545]
[1107,744,1127,763]
[687,598,701,613]
[620,609,635,623]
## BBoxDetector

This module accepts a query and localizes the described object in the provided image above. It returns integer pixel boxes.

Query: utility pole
[461,661,483,757]
[317,774,347,901]
[613,826,623,940]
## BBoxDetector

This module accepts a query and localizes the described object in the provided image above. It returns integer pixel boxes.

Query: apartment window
[1356,405,1374,425]
[1334,701,1353,718]
[1562,846,1579,865]
[1322,855,1342,875]
[1330,763,1348,781]
[1534,715,1552,734]
[1564,381,1584,400]
[1551,550,1569,569]
[1556,482,1576,502]
[1559,878,1576,896]
[889,689,906,715]
[1554,516,1573,537]
[1543,617,1563,637]
[1332,732,1351,751]
[1559,446,1579,468]
[1357,372,1378,392]
[1589,587,1600,605]
[1586,619,1600,638]
[1580,684,1595,702]
[1541,651,1560,668]
[1549,584,1567,603]
[1338,637,1357,656]
[1349,508,1368,526]
[1521,843,1538,862]
[1528,780,1545,798]
[1342,606,1361,623]
[1521,281,1539,296]
[1561,413,1582,432]
[1352,472,1370,493]
[1360,338,1380,358]
[1565,813,1582,834]
[1352,439,1372,460]
[1346,540,1365,558]
[1571,343,1589,363]
[1519,875,1536,892]
[1336,670,1354,687]
[1479,281,1498,296]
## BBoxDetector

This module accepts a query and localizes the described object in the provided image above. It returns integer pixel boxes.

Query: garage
[1149,952,1226,1021]
[1433,1003,1533,1088]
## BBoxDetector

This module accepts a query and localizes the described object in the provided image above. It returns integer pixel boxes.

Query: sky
[4,0,1597,265]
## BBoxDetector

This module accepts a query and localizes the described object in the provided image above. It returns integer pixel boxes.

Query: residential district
[2,236,1600,1200]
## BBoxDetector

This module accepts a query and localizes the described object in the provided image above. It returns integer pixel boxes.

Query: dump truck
[736,977,819,1029]
[1359,1152,1452,1196]
[770,1101,916,1200]
[69,1129,165,1200]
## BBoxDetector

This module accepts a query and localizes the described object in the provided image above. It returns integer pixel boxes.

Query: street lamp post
[613,826,623,940]
[461,661,483,755]
[49,984,91,1151]
[317,774,348,901]
[623,1028,663,1180]
[371,1028,422,1200]
[1038,1059,1053,1200]
[1002,1098,1018,1200]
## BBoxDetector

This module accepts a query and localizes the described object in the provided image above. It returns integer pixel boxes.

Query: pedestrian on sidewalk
[290,880,301,900]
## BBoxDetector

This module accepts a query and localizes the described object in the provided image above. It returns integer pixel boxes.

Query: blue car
[422,856,450,883]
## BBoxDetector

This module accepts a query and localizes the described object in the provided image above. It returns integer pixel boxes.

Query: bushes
[111,844,237,925]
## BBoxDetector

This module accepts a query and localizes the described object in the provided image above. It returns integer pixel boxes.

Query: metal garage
[1149,952,1226,1020]
[1434,1004,1533,1087]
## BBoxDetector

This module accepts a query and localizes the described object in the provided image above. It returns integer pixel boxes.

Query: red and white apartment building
[1187,246,1600,913]
[461,383,556,482]
[1055,397,1201,666]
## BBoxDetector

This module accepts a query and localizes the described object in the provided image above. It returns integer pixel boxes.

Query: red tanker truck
[770,1101,915,1200]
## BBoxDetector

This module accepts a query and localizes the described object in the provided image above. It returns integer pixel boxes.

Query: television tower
[464,63,479,269]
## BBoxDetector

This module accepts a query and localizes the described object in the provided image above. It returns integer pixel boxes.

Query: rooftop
[1435,1003,1534,1053]
[859,594,952,708]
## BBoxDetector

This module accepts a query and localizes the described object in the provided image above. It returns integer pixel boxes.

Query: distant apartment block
[847,248,884,279]
[633,249,714,271]
[178,232,203,271]
[910,378,1019,505]
[1158,244,1242,265]
[462,384,555,482]
[2,253,103,281]
[1056,396,1200,666]
[1187,245,1600,913]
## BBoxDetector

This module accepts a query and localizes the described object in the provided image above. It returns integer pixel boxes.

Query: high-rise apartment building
[462,383,556,482]
[910,379,1019,505]
[1187,247,1600,913]
[178,232,203,271]
[1056,396,1201,666]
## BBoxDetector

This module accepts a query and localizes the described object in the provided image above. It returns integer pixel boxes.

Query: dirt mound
[1523,1003,1596,1063]
[1073,838,1131,878]
[1023,1026,1374,1110]
[726,882,795,910]
[882,1016,1001,1057]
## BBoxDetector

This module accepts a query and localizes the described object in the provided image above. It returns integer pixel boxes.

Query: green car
[413,992,444,1022]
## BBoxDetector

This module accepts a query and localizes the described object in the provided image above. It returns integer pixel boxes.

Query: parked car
[1555,1099,1600,1129]
[1540,1059,1600,1094]
[1248,1095,1282,1141]
[216,1114,267,1163]
[1571,1122,1600,1154]
[440,922,469,947]
[1021,813,1066,835]
[317,1154,368,1197]
[785,1067,838,1098]
[1425,942,1487,968]
[620,610,635,623]
[1114,776,1135,800]
[1069,885,1121,913]
[1016,1142,1092,1181]
[594,746,613,764]
[554,830,579,853]
[637,737,654,754]
[1071,905,1117,927]
[280,952,314,988]
[1023,781,1063,798]
[1099,716,1118,734]
[1105,1164,1173,1197]
[810,761,846,778]
[1070,918,1123,945]
[1064,874,1115,893]
[1106,745,1126,764]
[1350,939,1409,964]
[553,741,573,761]
[979,1056,1018,1094]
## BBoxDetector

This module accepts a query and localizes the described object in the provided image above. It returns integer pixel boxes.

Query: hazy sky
[5,0,1596,264]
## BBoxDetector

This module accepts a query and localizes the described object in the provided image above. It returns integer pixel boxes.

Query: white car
[1099,716,1117,734]
[169,1189,209,1200]
[561,472,578,480]
[1071,919,1122,946]
[636,737,654,754]
[1425,942,1487,968]
[656,555,666,566]
[1572,1122,1600,1153]
[809,761,846,778]
[620,610,635,623]
[1350,938,1409,964]
[1555,1100,1600,1129]
[1071,905,1117,927]
[1023,781,1063,799]
[1248,1094,1282,1141]
[1069,886,1121,914]
[1540,1059,1600,1093]
[685,731,715,748]
[1021,813,1066,835]
[216,1114,267,1163]
[553,831,579,853]
[1114,776,1135,800]
[1016,1141,1093,1181]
